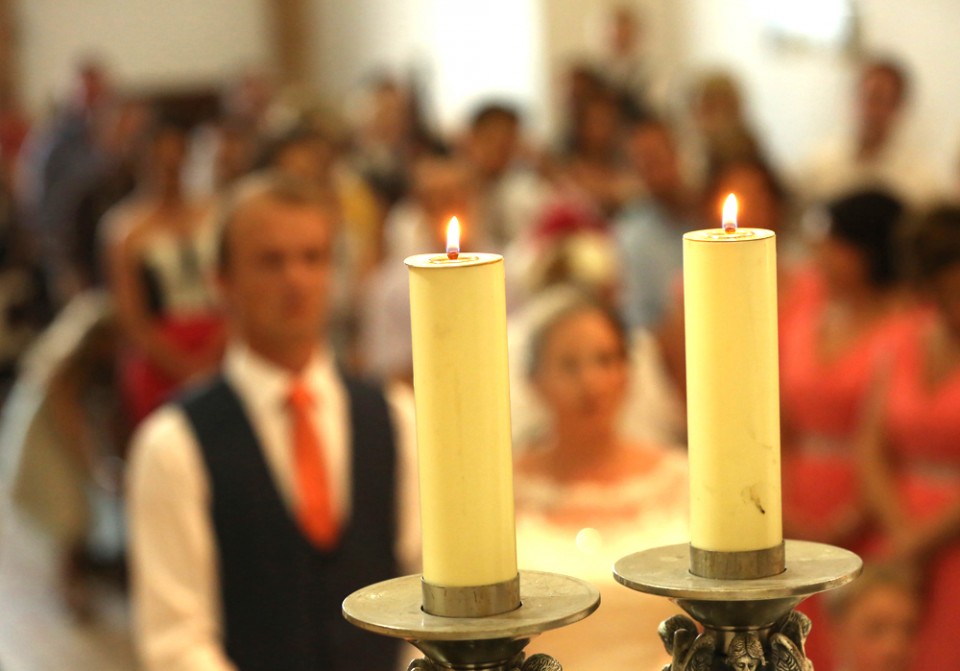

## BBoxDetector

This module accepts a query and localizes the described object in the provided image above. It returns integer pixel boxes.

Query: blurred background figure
[779,189,907,671]
[457,102,549,254]
[17,57,114,306]
[347,73,445,214]
[552,84,635,219]
[219,65,277,135]
[614,116,698,333]
[102,116,225,426]
[858,204,960,671]
[69,98,151,292]
[599,5,655,122]
[0,292,125,620]
[683,70,767,190]
[796,57,941,208]
[780,189,906,549]
[513,288,687,671]
[825,565,920,671]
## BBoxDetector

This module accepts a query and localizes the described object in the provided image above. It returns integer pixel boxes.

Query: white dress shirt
[795,131,944,208]
[127,342,420,671]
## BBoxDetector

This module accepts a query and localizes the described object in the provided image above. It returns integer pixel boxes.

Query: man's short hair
[215,170,330,272]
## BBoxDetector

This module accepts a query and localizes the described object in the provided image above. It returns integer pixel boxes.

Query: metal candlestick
[614,540,862,671]
[343,570,600,671]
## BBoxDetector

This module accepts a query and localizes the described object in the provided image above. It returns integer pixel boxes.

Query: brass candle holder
[614,540,862,671]
[343,571,599,671]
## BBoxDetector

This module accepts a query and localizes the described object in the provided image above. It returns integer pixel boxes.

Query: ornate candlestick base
[343,570,600,671]
[614,540,861,671]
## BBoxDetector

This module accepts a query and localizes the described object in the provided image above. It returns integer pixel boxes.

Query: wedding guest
[825,565,920,671]
[780,190,907,671]
[71,97,150,290]
[458,102,549,253]
[555,62,607,160]
[795,57,941,208]
[127,172,418,671]
[102,117,225,425]
[780,190,906,548]
[614,116,698,332]
[858,204,960,671]
[348,74,444,209]
[514,288,687,671]
[17,57,114,304]
[598,5,656,121]
[683,70,766,190]
[554,86,636,218]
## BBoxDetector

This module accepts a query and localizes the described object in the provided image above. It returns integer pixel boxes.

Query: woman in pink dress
[778,190,907,671]
[859,204,960,671]
[780,189,907,547]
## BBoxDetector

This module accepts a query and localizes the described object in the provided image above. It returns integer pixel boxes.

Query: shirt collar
[224,339,337,411]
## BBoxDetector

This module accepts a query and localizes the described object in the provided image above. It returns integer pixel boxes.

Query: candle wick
[447,249,459,260]
[723,223,737,234]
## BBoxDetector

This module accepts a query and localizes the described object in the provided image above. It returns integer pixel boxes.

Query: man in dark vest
[127,171,419,671]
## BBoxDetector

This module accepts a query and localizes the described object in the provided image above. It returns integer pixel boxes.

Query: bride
[512,288,688,671]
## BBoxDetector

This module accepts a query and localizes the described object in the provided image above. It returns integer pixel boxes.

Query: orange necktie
[288,380,338,549]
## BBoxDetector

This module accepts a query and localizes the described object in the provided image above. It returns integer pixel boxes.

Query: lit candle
[683,194,782,555]
[405,218,517,588]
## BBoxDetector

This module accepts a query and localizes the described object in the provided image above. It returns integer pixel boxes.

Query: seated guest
[458,102,549,254]
[127,173,418,671]
[858,205,960,671]
[553,86,636,218]
[513,289,687,671]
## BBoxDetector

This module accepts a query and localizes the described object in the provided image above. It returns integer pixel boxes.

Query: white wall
[18,0,271,115]
[312,0,545,135]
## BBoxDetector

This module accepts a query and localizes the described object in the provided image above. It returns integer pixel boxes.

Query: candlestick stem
[614,540,861,671]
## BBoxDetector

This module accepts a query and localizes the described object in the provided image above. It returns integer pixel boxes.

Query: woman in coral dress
[859,205,960,671]
[778,190,907,671]
[779,189,907,548]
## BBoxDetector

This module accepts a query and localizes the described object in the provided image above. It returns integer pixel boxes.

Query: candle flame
[722,194,738,234]
[446,217,460,260]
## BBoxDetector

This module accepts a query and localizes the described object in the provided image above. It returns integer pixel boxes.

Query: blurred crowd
[0,7,959,671]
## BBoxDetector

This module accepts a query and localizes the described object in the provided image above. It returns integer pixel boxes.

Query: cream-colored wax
[683,228,783,552]
[406,252,518,587]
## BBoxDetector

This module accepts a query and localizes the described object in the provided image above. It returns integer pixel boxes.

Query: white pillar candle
[405,226,517,587]
[683,195,783,553]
